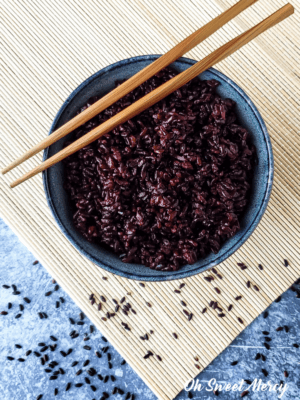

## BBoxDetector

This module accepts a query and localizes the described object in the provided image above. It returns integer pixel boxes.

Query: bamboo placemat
[1,1,299,399]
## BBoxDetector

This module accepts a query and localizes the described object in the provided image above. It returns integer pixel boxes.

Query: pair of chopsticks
[3,0,294,188]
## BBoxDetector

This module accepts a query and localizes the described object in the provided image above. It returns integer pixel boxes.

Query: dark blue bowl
[43,55,273,281]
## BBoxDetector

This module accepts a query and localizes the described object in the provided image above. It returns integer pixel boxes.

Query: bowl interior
[43,55,273,281]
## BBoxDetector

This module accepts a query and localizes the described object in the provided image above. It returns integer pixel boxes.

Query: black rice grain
[262,368,268,377]
[231,360,238,366]
[7,356,14,360]
[263,342,270,350]
[54,388,58,396]
[263,311,268,319]
[15,313,22,319]
[235,296,242,301]
[75,383,83,387]
[79,312,85,320]
[69,317,75,324]
[237,317,244,324]
[36,395,43,400]
[91,385,97,392]
[66,382,71,391]
[71,361,78,367]
[83,345,91,350]
[284,259,289,267]
[241,391,249,398]
[45,291,52,297]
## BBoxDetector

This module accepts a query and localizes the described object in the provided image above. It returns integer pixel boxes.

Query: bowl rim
[43,55,274,281]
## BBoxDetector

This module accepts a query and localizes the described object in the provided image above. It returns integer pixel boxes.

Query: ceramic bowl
[43,55,273,281]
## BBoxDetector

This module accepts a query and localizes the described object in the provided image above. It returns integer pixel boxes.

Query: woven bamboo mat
[1,1,300,399]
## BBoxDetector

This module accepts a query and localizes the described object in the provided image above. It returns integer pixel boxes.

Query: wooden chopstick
[9,3,294,189]
[2,0,258,175]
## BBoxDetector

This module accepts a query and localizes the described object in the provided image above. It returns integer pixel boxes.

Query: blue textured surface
[1,217,300,400]
[43,55,273,281]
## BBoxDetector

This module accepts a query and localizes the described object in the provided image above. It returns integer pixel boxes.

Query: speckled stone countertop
[0,217,299,400]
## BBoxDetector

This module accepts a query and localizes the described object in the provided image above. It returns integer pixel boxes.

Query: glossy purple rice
[64,69,255,271]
